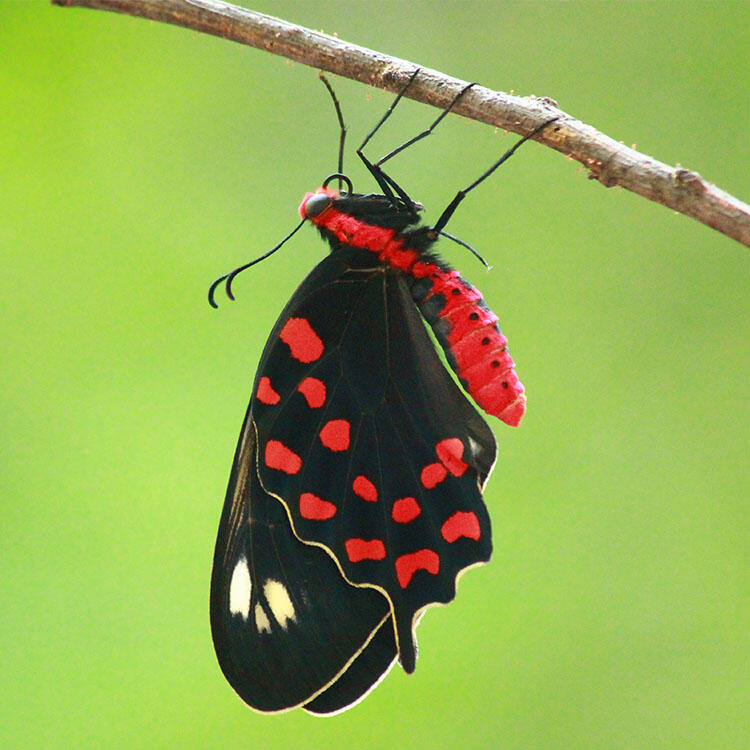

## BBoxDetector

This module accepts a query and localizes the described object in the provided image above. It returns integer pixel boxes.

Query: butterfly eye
[303,192,333,219]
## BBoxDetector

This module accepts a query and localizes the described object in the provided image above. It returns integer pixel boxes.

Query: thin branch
[52,0,750,247]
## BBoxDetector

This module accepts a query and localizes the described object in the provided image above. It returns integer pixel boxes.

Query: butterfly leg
[374,81,476,168]
[356,69,421,207]
[432,117,559,234]
[358,71,478,217]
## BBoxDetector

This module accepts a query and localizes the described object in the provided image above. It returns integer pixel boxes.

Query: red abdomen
[301,188,526,426]
[409,267,526,426]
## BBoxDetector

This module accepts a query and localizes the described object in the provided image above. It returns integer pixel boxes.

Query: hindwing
[210,404,397,714]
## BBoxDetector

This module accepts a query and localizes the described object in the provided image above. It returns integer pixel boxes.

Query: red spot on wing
[421,462,447,489]
[319,419,350,451]
[256,376,280,405]
[395,549,440,588]
[435,438,468,476]
[345,538,386,562]
[392,497,420,524]
[265,440,301,474]
[280,318,324,363]
[353,475,377,502]
[297,377,326,408]
[299,492,337,520]
[441,511,481,543]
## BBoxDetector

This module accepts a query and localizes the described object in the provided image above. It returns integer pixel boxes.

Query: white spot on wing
[254,603,271,633]
[228,556,251,619]
[263,579,297,629]
[467,435,481,460]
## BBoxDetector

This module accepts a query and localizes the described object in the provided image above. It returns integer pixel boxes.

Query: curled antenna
[208,218,306,308]
[322,173,353,195]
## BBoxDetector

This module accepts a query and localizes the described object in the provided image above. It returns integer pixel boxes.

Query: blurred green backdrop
[2,1,747,748]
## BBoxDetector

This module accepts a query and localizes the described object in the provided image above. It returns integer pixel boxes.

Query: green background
[2,1,747,747]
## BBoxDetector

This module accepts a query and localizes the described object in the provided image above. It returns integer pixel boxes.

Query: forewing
[253,247,497,672]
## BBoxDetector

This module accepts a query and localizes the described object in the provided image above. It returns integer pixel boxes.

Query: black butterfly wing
[251,245,497,673]
[302,607,398,715]
[210,403,396,713]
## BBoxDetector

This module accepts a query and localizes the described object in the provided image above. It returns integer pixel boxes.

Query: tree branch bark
[52,0,750,247]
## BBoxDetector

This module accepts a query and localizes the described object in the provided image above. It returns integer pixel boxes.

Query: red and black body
[210,186,526,714]
[302,187,526,426]
[209,71,553,715]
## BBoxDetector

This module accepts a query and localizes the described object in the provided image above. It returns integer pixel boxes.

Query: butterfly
[208,69,556,715]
